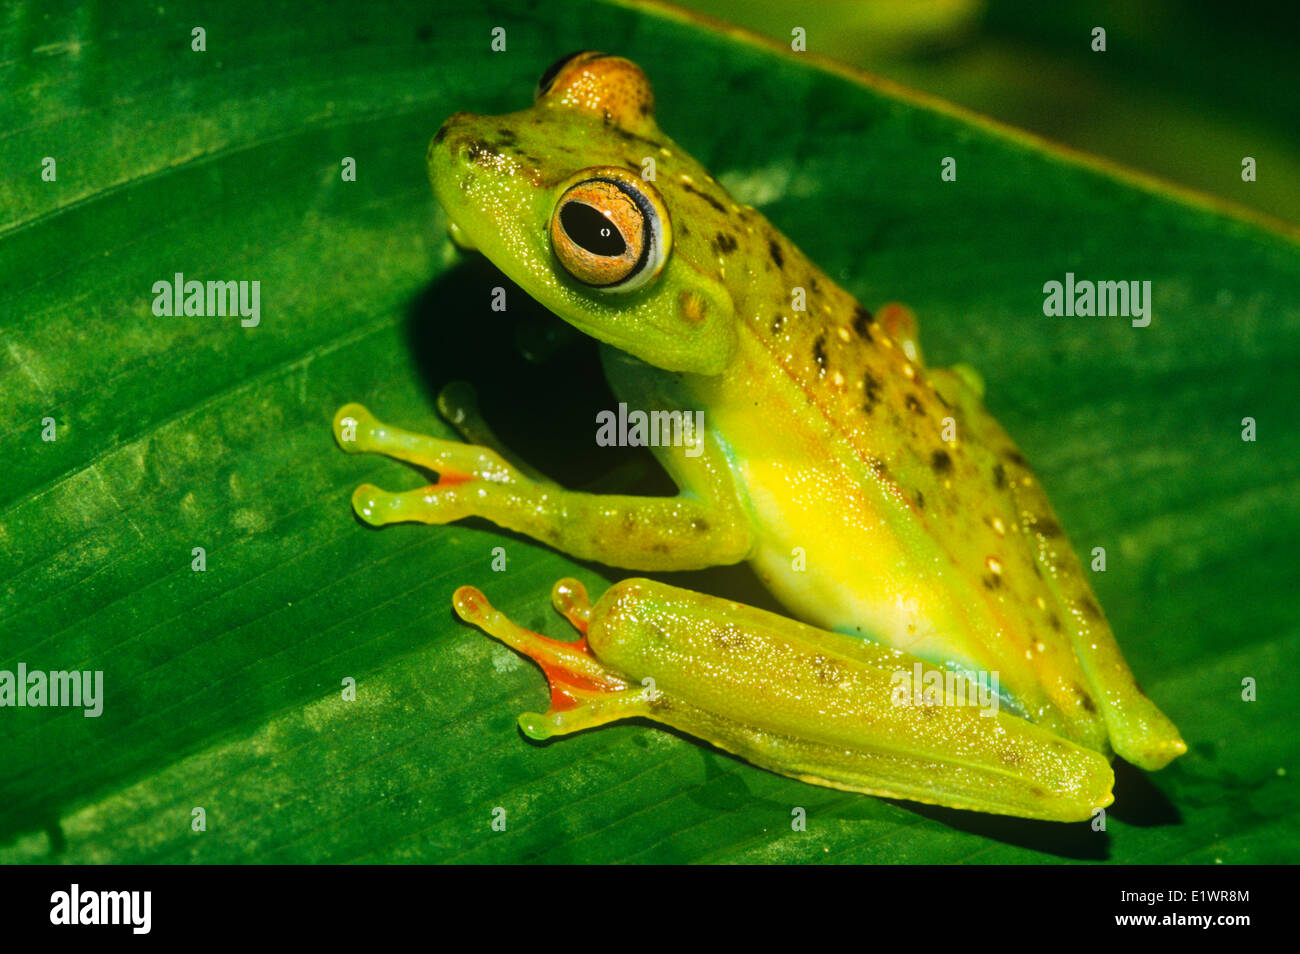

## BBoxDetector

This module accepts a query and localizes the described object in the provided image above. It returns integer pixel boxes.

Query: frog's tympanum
[333,52,1184,821]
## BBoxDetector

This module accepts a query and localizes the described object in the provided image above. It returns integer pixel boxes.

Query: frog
[332,51,1185,822]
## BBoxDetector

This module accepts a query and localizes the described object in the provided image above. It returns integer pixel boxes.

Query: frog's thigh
[456,578,1115,823]
[333,402,749,571]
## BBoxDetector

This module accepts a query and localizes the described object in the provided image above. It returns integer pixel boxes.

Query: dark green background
[0,0,1295,863]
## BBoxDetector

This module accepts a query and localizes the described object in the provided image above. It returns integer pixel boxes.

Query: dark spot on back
[1048,612,1062,632]
[1035,517,1063,538]
[713,232,738,255]
[1080,597,1102,621]
[862,371,882,411]
[852,305,874,338]
[771,314,785,334]
[992,463,1006,489]
[495,128,518,146]
[691,517,710,533]
[609,126,660,149]
[432,124,449,145]
[931,449,953,474]
[982,573,1002,590]
[1074,684,1098,714]
[904,395,924,415]
[812,334,828,376]
[682,181,727,214]
[1005,448,1028,466]
[768,238,784,269]
[915,490,925,509]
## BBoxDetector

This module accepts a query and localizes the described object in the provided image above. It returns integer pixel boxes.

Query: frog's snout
[427,112,477,205]
[428,111,472,159]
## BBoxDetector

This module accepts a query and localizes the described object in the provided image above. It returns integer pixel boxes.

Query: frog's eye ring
[549,169,670,293]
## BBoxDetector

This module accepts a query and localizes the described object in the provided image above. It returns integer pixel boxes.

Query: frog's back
[659,166,1134,753]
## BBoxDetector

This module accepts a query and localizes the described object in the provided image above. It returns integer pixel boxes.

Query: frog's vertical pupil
[560,202,627,256]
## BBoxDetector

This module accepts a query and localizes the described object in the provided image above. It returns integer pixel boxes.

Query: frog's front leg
[332,402,750,571]
[454,577,1115,823]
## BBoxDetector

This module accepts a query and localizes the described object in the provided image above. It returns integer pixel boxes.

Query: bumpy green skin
[336,53,1186,821]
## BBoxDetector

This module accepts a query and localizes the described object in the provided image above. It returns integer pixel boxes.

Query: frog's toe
[333,402,375,453]
[950,362,985,400]
[332,401,517,482]
[550,578,593,634]
[436,381,478,429]
[350,482,472,527]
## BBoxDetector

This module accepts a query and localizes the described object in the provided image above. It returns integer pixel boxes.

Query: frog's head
[428,52,736,375]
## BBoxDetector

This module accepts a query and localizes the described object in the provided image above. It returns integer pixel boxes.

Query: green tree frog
[333,52,1185,822]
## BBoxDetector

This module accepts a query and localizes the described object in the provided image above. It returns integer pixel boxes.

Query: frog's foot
[333,402,518,527]
[333,401,749,567]
[453,580,657,739]
[877,302,923,365]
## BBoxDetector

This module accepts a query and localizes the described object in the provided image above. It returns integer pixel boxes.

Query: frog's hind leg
[457,576,1115,822]
[453,580,659,739]
[920,366,1184,772]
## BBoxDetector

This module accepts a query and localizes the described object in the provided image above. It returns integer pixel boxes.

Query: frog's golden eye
[549,169,670,293]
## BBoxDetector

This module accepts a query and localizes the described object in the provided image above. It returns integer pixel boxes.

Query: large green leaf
[2,0,1296,864]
